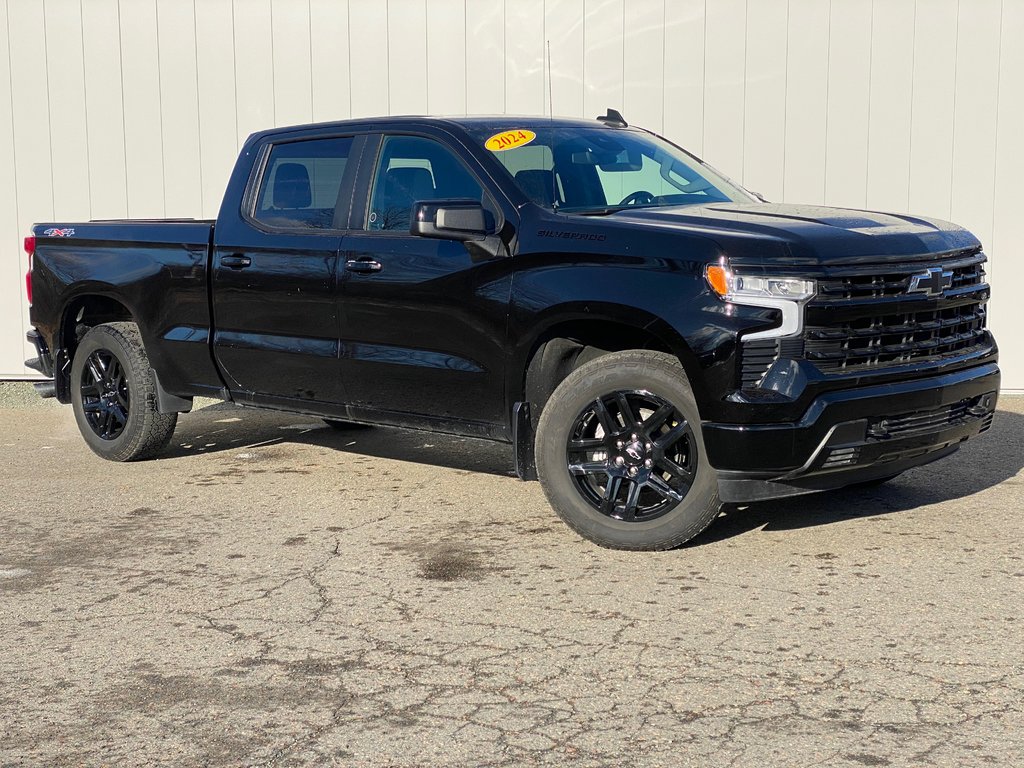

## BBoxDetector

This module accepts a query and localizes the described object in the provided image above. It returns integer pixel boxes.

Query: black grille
[815,255,985,300]
[740,339,779,387]
[803,251,990,374]
[739,338,805,388]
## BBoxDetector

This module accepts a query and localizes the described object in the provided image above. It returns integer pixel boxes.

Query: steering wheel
[619,190,655,206]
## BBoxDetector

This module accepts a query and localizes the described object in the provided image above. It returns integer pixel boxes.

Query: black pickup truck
[25,112,999,550]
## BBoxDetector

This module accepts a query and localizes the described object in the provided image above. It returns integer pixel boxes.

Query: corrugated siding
[1,0,1022,389]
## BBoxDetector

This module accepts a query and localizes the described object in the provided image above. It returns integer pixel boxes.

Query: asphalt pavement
[1,383,1022,767]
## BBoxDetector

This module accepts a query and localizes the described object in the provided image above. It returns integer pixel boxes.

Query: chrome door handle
[345,258,383,274]
[221,254,252,269]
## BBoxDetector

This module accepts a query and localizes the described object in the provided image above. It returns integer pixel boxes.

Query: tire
[70,322,177,462]
[322,419,373,431]
[535,350,721,551]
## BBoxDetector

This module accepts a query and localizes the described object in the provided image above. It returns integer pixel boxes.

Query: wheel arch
[54,292,138,402]
[512,304,707,421]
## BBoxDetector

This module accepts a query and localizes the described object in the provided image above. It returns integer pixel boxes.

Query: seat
[384,167,435,205]
[515,169,558,207]
[272,163,312,209]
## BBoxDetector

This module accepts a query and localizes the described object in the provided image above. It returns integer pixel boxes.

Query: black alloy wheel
[79,349,131,440]
[566,389,696,522]
[535,349,721,550]
[70,322,178,462]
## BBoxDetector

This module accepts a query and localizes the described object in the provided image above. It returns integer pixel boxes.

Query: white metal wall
[2,0,1022,389]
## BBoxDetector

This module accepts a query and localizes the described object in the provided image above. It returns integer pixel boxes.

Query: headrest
[385,167,435,200]
[273,162,312,209]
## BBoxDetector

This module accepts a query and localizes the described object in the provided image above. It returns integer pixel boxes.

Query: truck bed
[29,218,220,400]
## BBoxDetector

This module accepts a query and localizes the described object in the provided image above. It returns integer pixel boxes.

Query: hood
[602,202,981,267]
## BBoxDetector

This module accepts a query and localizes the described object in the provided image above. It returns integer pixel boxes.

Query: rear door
[212,134,364,406]
[337,132,515,432]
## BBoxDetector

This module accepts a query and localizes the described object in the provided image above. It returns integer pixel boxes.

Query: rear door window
[254,137,354,230]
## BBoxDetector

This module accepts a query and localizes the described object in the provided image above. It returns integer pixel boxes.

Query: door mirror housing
[410,200,487,241]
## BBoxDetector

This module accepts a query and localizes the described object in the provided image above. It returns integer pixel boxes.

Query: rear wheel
[536,350,721,551]
[70,322,177,461]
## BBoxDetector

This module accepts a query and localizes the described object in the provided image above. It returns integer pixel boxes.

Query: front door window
[366,135,494,231]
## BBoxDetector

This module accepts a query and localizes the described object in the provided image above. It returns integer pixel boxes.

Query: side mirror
[410,200,487,241]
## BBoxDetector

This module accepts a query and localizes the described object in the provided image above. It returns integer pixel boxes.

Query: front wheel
[535,350,721,551]
[70,322,177,461]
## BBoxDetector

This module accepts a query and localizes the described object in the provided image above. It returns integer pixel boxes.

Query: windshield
[473,125,753,213]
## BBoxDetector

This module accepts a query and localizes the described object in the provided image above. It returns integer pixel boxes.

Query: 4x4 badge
[908,267,953,296]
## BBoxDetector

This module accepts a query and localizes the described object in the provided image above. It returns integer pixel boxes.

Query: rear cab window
[253,137,354,230]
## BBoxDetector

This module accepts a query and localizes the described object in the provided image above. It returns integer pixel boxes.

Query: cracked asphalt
[1,383,1022,767]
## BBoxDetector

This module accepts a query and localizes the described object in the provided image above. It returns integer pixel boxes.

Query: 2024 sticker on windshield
[485,130,537,152]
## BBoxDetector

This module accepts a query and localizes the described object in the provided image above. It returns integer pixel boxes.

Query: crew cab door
[337,132,514,432]
[212,134,363,405]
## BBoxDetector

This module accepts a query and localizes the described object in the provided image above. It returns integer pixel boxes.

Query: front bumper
[704,363,1000,503]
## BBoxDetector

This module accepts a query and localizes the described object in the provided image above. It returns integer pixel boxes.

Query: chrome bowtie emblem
[908,267,953,296]
[625,442,642,459]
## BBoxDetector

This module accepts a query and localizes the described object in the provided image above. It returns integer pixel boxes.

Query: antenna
[597,108,628,128]
[546,39,559,211]
[546,40,554,118]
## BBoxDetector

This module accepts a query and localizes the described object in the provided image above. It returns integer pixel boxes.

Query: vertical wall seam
[419,0,428,111]
[740,0,747,184]
[701,0,707,156]
[308,0,314,120]
[154,0,166,216]
[659,0,665,133]
[6,0,28,358]
[346,0,353,118]
[270,0,277,125]
[620,0,624,113]
[864,0,874,208]
[41,0,55,217]
[822,0,832,204]
[502,0,506,113]
[385,0,391,114]
[659,0,667,133]
[79,0,92,218]
[229,0,239,148]
[463,0,467,114]
[907,0,917,212]
[989,0,1004,281]
[948,0,960,219]
[116,0,129,215]
[582,0,587,117]
[781,0,790,201]
[191,0,204,215]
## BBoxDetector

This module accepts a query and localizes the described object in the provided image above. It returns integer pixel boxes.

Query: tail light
[23,235,35,305]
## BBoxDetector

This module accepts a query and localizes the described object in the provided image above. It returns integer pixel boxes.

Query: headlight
[705,266,815,302]
[705,264,816,340]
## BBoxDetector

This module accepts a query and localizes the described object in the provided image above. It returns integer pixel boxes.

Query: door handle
[345,258,383,274]
[221,254,252,269]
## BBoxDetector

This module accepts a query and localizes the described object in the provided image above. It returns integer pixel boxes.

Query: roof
[249,114,640,143]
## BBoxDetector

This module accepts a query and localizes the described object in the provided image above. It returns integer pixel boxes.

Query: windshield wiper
[569,205,652,216]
